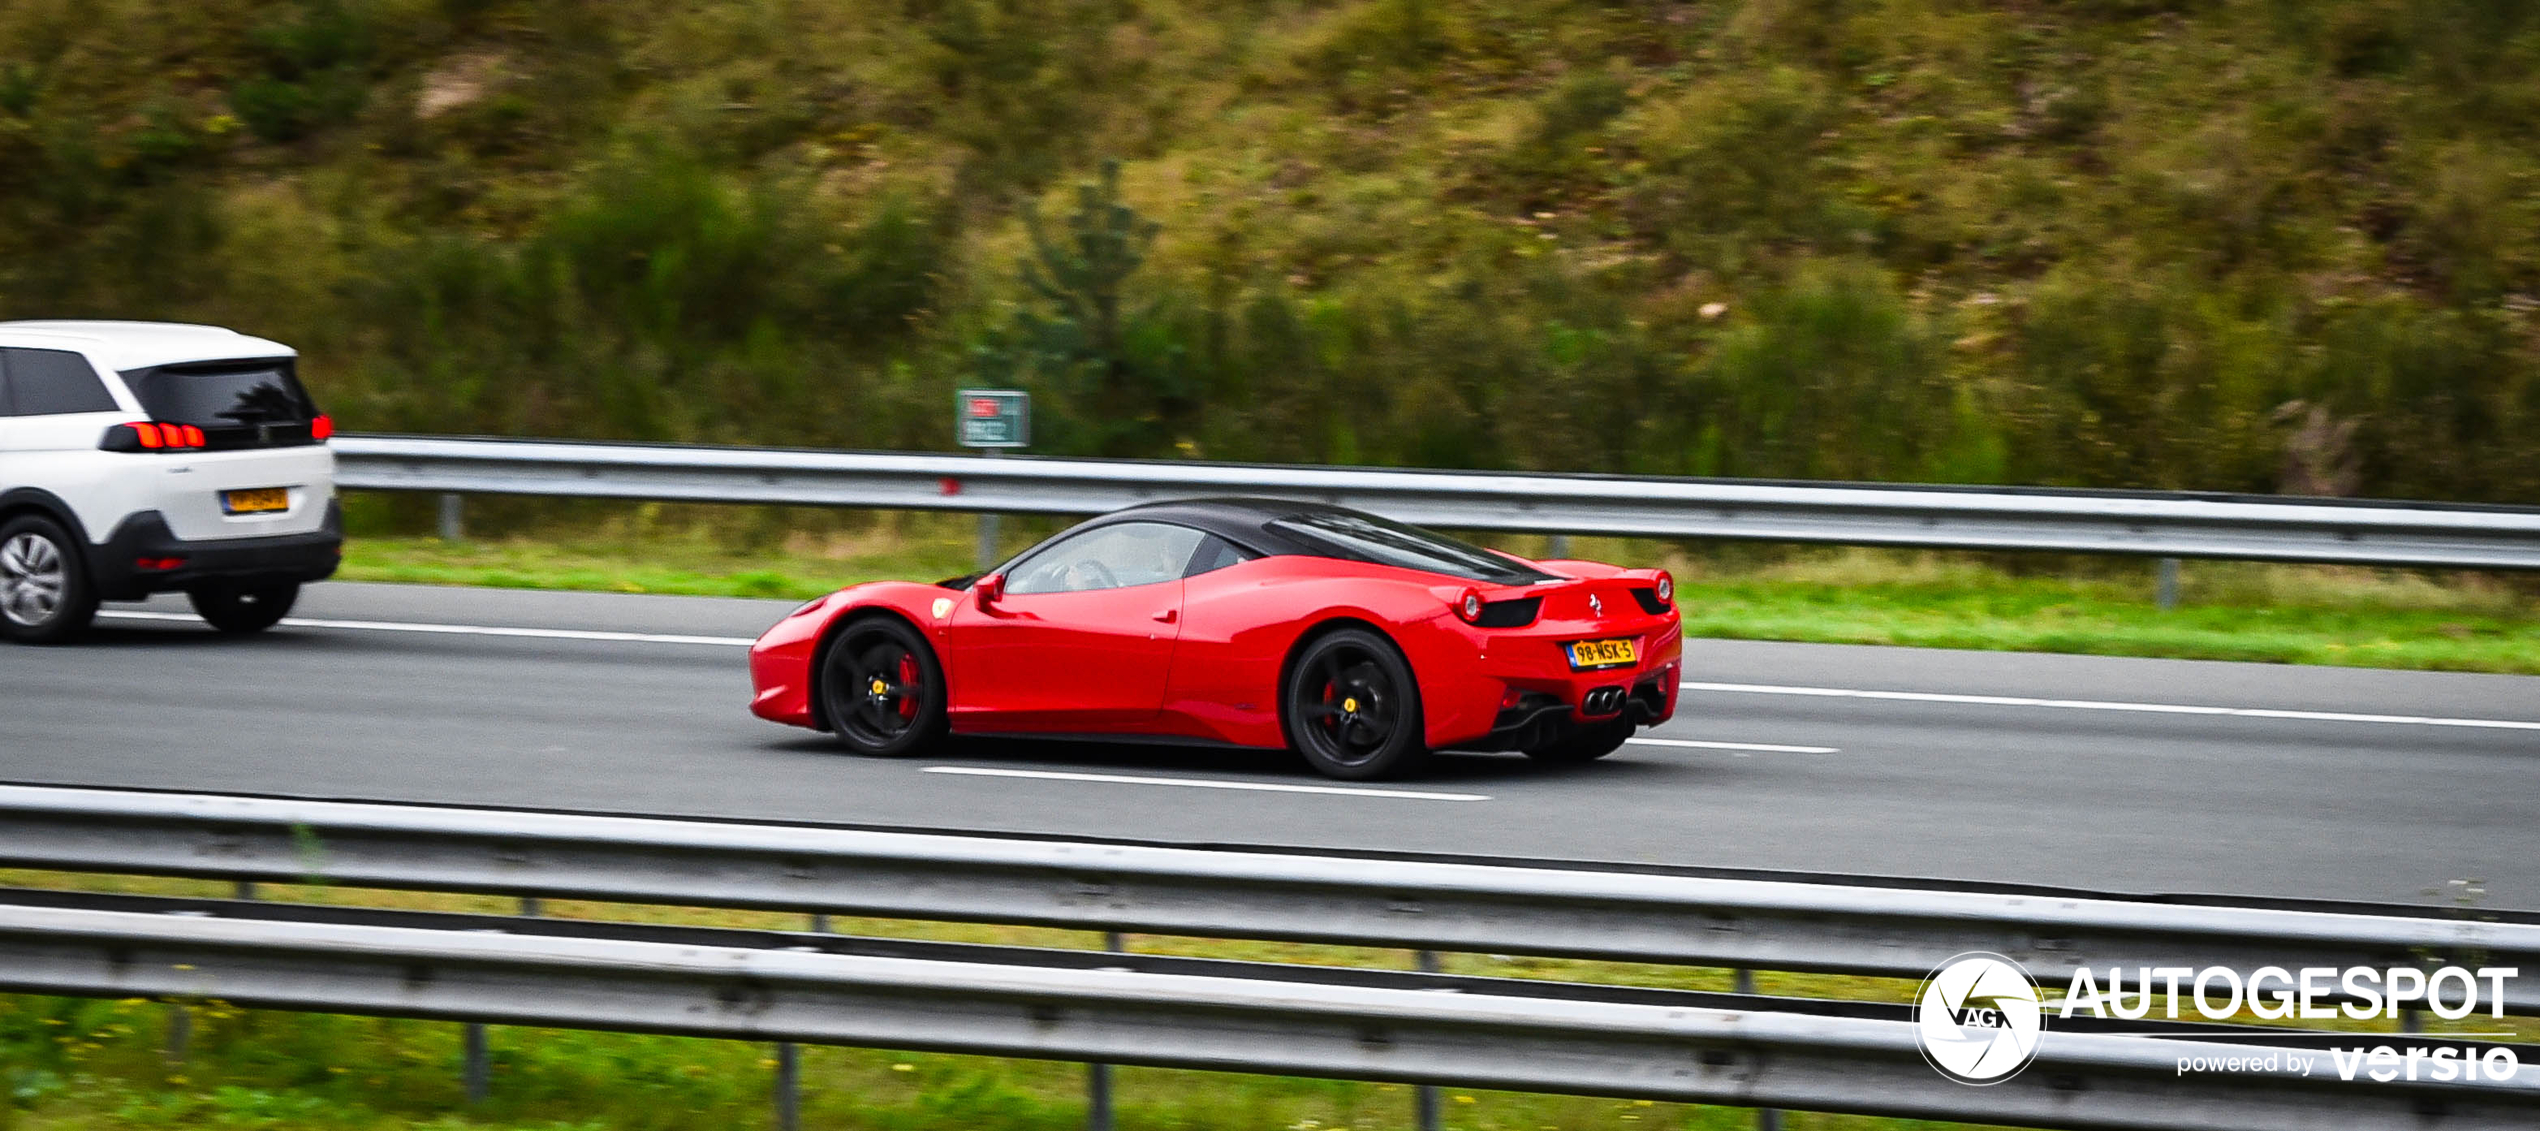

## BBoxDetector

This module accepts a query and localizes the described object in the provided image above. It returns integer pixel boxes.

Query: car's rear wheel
[0,515,98,645]
[1524,716,1634,764]
[188,581,300,634]
[1284,627,1427,780]
[819,615,948,757]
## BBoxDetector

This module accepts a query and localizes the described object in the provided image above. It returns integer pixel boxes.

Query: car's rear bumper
[1415,613,1684,750]
[88,503,343,601]
[1457,667,1678,751]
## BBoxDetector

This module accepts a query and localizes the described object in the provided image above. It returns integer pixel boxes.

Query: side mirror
[975,572,1005,607]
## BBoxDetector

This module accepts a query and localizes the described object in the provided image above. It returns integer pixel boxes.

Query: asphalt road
[4,582,2535,910]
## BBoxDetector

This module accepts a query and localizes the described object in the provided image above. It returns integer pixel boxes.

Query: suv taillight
[100,422,207,452]
[311,414,334,442]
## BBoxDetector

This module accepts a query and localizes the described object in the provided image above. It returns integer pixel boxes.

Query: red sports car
[748,498,1682,779]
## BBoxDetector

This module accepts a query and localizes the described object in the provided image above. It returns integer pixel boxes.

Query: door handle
[1152,608,1178,624]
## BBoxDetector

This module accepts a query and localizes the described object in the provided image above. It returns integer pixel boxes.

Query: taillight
[311,414,335,441]
[101,422,207,452]
[1654,571,1673,605]
[1455,588,1484,623]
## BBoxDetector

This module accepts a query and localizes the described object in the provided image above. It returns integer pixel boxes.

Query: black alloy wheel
[188,581,300,634]
[819,616,947,756]
[1524,716,1634,764]
[0,515,98,645]
[1284,627,1427,780]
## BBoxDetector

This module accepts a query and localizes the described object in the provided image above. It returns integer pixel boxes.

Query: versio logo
[1916,952,2045,1085]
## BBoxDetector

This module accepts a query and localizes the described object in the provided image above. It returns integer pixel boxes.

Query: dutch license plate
[1567,638,1638,670]
[222,488,290,515]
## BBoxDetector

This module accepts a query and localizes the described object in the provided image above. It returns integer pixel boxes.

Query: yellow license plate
[1567,638,1638,670]
[222,488,289,515]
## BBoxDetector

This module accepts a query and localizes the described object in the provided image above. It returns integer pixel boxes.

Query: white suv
[0,321,341,644]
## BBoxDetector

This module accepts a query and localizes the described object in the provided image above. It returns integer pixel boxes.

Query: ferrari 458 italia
[748,498,1683,779]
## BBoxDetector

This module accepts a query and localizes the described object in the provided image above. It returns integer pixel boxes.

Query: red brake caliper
[896,654,921,721]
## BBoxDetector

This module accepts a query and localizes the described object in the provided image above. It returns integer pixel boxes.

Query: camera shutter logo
[1915,952,2045,1085]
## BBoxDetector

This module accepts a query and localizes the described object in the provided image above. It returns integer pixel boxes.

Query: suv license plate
[222,488,289,515]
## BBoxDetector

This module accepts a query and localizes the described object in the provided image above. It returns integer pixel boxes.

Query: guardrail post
[1087,931,1122,1131]
[163,1003,190,1065]
[455,896,541,1104]
[2157,557,2181,611]
[1731,969,1781,1131]
[1547,534,1571,559]
[463,1022,489,1104]
[773,1040,801,1131]
[1415,950,1442,1131]
[438,493,464,542]
[233,880,255,900]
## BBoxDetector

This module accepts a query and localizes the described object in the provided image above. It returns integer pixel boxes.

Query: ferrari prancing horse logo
[1588,594,1602,616]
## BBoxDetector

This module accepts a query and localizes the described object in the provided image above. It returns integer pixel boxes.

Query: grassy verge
[338,528,2540,675]
[5,869,2512,1131]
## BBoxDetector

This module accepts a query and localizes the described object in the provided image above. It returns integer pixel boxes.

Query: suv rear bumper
[89,503,343,601]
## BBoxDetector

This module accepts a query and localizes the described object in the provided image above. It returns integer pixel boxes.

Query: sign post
[955,390,1030,570]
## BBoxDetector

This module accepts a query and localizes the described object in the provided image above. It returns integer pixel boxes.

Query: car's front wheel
[818,615,948,757]
[0,515,98,645]
[1284,627,1428,780]
[188,581,300,634]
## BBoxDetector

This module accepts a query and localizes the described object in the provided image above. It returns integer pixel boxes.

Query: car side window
[1183,534,1255,578]
[1005,522,1206,595]
[1,349,118,416]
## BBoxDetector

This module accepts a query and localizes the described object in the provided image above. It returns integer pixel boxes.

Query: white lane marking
[1626,738,1840,754]
[922,765,1490,801]
[98,609,755,648]
[1679,681,2540,733]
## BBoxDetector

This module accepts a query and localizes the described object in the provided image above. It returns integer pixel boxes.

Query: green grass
[339,530,2540,675]
[5,868,2518,1131]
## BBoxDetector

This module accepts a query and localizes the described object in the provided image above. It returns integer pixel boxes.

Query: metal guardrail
[8,890,2534,1131]
[332,434,2540,568]
[2,784,2532,1013]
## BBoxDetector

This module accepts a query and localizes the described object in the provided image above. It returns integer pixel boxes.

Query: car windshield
[1268,510,1555,585]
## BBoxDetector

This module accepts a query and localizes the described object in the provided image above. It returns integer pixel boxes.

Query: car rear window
[1268,510,1556,585]
[121,359,316,428]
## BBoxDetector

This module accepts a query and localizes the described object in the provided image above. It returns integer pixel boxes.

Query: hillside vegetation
[2,0,2536,503]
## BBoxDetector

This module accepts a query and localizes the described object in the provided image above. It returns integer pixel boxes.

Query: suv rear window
[1268,510,1556,585]
[120,359,320,444]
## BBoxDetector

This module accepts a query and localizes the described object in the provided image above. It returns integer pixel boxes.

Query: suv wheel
[0,515,99,645]
[188,581,300,634]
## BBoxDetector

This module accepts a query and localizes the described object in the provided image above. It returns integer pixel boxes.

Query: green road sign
[955,388,1030,448]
